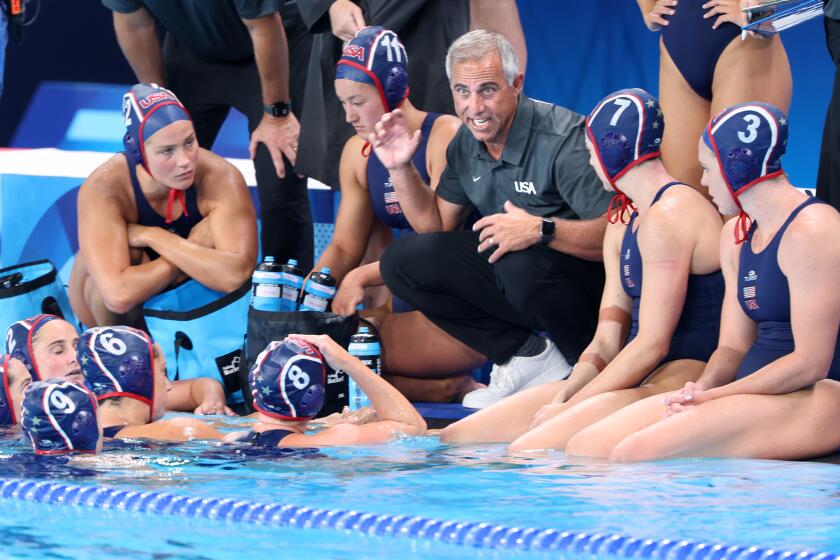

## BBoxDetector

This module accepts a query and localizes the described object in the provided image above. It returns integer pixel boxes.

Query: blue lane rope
[1,476,838,559]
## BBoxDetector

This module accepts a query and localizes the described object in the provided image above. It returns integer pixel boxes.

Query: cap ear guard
[383,64,409,112]
[724,147,759,187]
[5,314,61,381]
[21,379,100,455]
[598,130,633,176]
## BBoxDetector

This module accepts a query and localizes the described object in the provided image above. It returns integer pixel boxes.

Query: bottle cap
[264,256,275,263]
[288,259,298,266]
[321,267,331,275]
[358,326,369,334]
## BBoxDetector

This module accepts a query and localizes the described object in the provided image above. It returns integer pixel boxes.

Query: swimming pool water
[1,417,839,559]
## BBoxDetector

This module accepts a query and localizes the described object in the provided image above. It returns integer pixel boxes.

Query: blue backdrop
[1,0,832,184]
[0,0,834,276]
[517,0,832,188]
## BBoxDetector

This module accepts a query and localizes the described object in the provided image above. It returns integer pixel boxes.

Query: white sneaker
[461,339,572,409]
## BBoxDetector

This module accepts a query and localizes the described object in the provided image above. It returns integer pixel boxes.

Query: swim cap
[5,314,61,380]
[250,339,326,421]
[122,83,192,224]
[78,326,155,408]
[336,26,409,112]
[703,102,788,242]
[21,379,100,455]
[123,83,190,169]
[0,355,19,424]
[586,89,663,224]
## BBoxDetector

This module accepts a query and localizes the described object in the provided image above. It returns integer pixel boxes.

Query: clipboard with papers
[741,0,824,36]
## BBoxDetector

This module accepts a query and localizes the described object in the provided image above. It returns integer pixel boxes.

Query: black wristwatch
[539,218,556,245]
[263,100,292,118]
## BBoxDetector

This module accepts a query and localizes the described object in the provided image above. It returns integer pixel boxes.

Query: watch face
[541,219,555,237]
[265,102,291,117]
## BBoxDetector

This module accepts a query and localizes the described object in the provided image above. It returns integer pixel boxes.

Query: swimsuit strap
[650,181,684,206]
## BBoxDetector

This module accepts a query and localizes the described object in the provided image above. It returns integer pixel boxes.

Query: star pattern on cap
[646,99,655,108]
[261,386,272,396]
[30,416,41,427]
[656,109,663,118]
[779,117,787,126]
[652,121,660,129]
[80,354,89,367]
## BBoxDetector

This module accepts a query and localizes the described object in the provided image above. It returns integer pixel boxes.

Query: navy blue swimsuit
[661,0,740,101]
[102,425,126,438]
[621,183,724,365]
[241,429,296,447]
[125,153,203,260]
[736,198,840,380]
[366,113,441,313]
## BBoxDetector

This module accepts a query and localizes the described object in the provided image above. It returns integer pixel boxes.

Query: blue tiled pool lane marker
[1,476,838,559]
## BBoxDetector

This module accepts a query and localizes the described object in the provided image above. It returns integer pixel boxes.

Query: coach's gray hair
[445,30,520,86]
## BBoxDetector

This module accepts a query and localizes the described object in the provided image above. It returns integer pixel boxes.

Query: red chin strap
[607,191,636,225]
[165,189,188,224]
[734,210,751,245]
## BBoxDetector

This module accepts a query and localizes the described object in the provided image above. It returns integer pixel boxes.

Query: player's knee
[566,424,617,459]
[381,235,436,288]
[608,433,661,463]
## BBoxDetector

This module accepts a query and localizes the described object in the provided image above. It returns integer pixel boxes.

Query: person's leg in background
[162,35,234,177]
[381,230,534,365]
[164,28,315,271]
[818,18,840,211]
[492,245,604,365]
[235,7,315,269]
[381,231,579,408]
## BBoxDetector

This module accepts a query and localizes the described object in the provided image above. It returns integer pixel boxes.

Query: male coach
[374,30,612,409]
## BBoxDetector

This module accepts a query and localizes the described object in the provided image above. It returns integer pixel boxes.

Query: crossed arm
[79,156,257,314]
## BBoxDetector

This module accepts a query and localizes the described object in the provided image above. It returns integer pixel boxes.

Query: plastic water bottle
[279,259,304,312]
[347,326,381,411]
[299,267,337,312]
[251,256,283,311]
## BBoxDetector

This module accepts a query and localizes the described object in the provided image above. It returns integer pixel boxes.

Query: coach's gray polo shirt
[436,96,612,220]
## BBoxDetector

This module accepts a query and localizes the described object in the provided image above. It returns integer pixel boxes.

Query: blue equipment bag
[143,279,250,405]
[0,259,79,332]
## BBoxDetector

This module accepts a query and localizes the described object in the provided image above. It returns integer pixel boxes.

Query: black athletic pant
[380,230,605,365]
[818,18,840,211]
[163,9,314,270]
